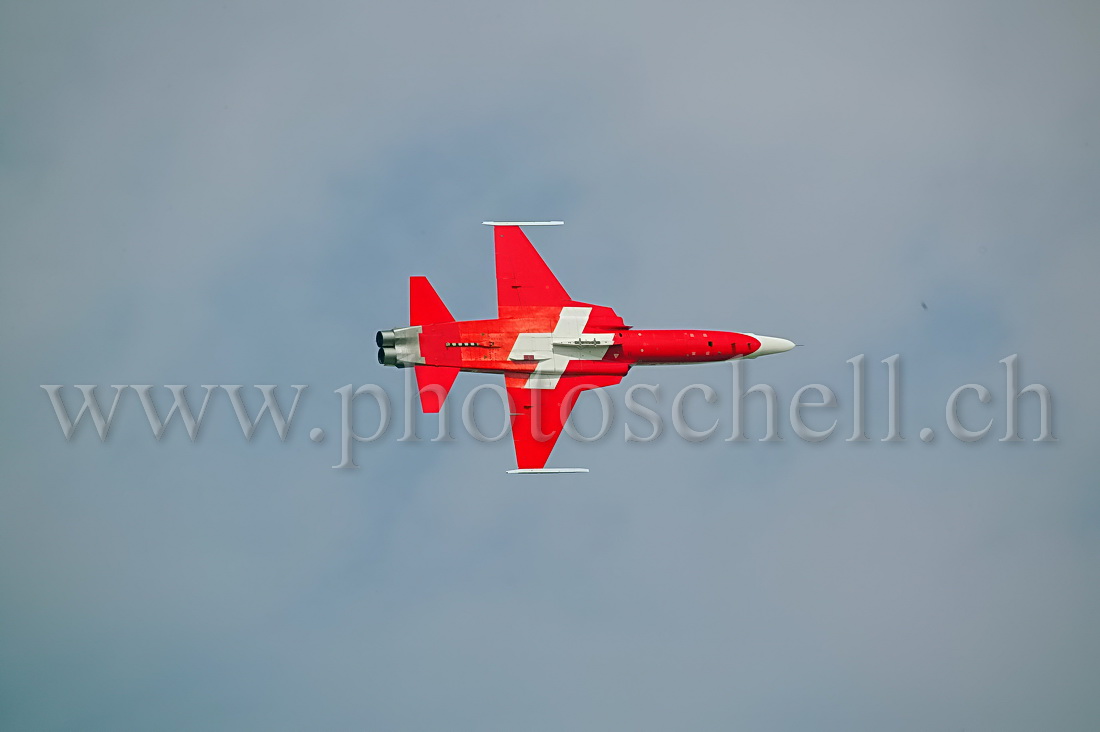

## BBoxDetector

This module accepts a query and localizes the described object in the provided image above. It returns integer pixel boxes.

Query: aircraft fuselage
[374,222,795,471]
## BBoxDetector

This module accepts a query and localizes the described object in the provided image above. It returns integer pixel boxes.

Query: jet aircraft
[377,222,794,473]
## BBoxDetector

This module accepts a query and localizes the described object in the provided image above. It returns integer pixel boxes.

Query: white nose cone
[751,335,796,357]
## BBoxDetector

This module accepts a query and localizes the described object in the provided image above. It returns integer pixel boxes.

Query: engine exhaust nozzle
[377,346,398,366]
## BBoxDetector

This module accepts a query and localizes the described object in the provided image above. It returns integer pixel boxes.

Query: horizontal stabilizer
[415,365,459,413]
[506,468,590,474]
[410,276,453,326]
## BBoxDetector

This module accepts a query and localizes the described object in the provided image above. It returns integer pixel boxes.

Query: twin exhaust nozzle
[376,330,399,366]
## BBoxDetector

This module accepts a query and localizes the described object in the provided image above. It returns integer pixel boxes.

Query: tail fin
[410,276,454,326]
[410,277,458,413]
[415,365,459,413]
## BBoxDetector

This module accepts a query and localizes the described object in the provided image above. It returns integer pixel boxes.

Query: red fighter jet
[376,222,795,474]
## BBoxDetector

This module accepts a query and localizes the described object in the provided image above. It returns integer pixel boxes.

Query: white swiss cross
[508,307,615,389]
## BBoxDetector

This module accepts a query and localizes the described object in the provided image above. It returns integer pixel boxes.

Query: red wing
[495,226,571,312]
[505,373,623,470]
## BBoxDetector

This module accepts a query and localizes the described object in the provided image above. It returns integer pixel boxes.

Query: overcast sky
[2,1,1098,730]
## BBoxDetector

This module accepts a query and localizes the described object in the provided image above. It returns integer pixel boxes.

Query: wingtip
[482,221,564,226]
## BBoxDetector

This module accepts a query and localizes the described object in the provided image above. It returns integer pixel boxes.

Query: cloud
[1,1,1098,730]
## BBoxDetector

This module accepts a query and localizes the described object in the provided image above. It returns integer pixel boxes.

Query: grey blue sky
[1,1,1098,730]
